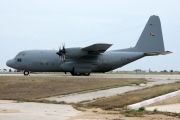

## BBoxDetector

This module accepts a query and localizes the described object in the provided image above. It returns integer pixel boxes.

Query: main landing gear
[70,72,90,76]
[70,67,91,76]
[23,70,30,76]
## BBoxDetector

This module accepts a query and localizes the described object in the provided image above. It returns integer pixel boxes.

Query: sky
[0,0,180,72]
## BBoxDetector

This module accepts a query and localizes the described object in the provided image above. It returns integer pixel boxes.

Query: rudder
[135,15,165,52]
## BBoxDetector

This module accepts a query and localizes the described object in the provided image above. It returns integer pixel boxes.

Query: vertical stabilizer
[135,15,165,52]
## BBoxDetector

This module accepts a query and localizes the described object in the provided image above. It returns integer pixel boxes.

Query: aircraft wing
[82,43,112,54]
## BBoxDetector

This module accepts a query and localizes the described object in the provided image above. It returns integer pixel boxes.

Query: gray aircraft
[6,15,171,76]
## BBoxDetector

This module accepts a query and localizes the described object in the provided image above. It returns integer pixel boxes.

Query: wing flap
[82,43,112,53]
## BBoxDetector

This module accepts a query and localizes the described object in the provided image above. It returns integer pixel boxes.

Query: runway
[1,73,180,79]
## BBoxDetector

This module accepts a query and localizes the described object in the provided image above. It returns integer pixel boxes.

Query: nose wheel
[23,71,29,76]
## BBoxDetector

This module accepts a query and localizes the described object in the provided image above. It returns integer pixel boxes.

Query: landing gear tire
[84,73,90,76]
[70,68,90,76]
[70,72,90,76]
[24,71,29,76]
[70,72,81,76]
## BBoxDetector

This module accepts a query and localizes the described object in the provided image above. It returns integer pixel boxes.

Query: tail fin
[135,15,165,52]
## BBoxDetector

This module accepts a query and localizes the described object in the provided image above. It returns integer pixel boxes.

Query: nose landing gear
[23,70,29,76]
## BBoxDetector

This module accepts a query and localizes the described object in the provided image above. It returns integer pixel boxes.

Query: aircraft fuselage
[7,50,144,73]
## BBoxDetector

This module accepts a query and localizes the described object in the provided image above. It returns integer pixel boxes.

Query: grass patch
[122,108,145,117]
[121,107,146,117]
[0,76,146,101]
[86,82,180,110]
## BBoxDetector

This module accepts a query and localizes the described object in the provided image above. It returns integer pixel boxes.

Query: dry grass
[121,108,180,118]
[0,76,146,101]
[87,82,180,110]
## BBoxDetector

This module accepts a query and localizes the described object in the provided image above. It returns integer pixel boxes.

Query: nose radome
[6,59,14,68]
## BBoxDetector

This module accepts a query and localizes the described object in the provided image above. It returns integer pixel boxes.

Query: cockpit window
[17,58,22,62]
[16,52,25,57]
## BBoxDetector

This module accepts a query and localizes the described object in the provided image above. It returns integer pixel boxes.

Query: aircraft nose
[6,59,14,68]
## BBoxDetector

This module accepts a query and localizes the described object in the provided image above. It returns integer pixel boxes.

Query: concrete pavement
[0,100,80,120]
[146,103,180,113]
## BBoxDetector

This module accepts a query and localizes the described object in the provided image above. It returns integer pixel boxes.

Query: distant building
[0,69,8,72]
[134,69,146,73]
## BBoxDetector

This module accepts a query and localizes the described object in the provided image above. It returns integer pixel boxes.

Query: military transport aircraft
[6,15,171,76]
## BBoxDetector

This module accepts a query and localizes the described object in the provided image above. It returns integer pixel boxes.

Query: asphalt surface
[1,73,180,79]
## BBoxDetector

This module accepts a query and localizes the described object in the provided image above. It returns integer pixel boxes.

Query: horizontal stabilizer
[82,43,112,53]
[144,51,172,56]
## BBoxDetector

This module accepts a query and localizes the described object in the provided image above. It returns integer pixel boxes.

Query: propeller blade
[63,43,65,49]
[59,46,61,51]
[56,43,66,62]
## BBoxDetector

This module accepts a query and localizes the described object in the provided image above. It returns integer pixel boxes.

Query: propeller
[56,43,66,61]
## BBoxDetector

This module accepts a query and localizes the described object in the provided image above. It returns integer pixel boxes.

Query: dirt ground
[1,100,179,120]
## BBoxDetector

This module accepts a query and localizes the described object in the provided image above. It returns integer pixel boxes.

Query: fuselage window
[121,57,125,62]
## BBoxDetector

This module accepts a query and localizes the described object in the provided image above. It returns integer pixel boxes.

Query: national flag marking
[150,32,155,36]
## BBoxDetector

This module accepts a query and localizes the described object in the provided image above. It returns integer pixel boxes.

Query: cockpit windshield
[16,52,25,57]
